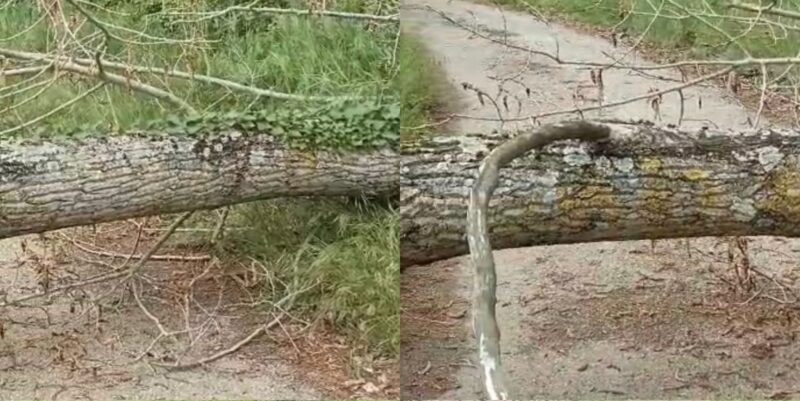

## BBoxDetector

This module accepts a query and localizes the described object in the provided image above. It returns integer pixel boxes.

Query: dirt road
[0,231,321,400]
[400,0,800,399]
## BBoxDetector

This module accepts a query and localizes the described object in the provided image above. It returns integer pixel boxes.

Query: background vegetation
[505,0,800,78]
[398,30,454,142]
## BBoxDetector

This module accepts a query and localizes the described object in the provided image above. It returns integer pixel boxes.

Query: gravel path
[0,233,321,400]
[400,0,800,399]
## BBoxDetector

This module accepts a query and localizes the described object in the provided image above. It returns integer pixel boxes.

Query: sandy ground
[400,0,800,399]
[0,227,322,400]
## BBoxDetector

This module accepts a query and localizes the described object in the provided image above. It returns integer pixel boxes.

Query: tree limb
[0,127,397,240]
[401,120,800,266]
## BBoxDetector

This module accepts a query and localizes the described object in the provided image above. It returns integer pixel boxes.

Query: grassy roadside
[399,29,458,142]
[216,198,400,357]
[0,0,399,363]
[500,0,800,61]
[0,2,394,134]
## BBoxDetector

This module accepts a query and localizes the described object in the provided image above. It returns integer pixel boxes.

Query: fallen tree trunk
[0,130,397,239]
[401,120,800,266]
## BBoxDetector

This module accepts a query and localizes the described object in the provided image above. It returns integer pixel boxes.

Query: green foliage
[173,100,398,151]
[397,30,454,142]
[512,0,800,64]
[0,1,397,136]
[27,100,399,152]
[219,199,400,357]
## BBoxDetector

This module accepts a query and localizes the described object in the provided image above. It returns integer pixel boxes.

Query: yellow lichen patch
[555,185,622,224]
[758,159,800,222]
[638,188,671,223]
[683,168,709,181]
[696,187,730,209]
[638,157,662,174]
[290,149,319,168]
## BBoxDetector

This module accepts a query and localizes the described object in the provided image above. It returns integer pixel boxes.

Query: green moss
[697,191,729,209]
[691,175,729,209]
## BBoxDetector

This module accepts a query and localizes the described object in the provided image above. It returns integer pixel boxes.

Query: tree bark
[0,130,397,239]
[401,120,800,266]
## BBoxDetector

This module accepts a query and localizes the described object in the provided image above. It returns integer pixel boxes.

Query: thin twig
[210,208,230,245]
[0,82,105,136]
[163,5,398,23]
[728,0,800,20]
[69,238,210,262]
[127,212,194,277]
[0,47,197,115]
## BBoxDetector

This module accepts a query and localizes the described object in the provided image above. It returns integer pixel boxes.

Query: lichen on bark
[400,120,800,267]
[759,157,800,223]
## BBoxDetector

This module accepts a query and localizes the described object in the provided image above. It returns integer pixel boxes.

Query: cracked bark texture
[0,131,398,239]
[401,120,800,267]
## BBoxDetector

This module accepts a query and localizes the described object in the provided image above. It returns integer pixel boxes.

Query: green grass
[398,29,455,142]
[219,199,399,357]
[0,0,399,361]
[0,0,396,134]
[492,0,800,79]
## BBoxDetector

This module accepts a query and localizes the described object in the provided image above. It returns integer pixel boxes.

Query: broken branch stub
[467,121,610,400]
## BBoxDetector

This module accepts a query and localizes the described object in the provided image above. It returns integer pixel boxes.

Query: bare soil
[400,0,800,399]
[0,218,398,400]
[403,238,800,400]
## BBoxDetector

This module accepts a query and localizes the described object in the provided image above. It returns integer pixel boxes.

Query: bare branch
[0,82,105,136]
[0,47,198,115]
[0,46,360,102]
[453,65,734,122]
[163,4,399,24]
[728,0,800,20]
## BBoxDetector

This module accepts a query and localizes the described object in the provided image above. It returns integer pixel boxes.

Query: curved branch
[467,121,610,400]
